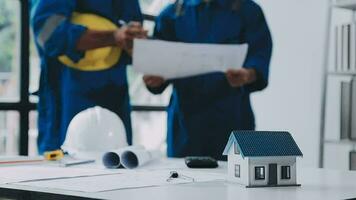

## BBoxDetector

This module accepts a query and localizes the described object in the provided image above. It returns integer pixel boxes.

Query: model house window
[281,166,291,179]
[255,166,265,180]
[235,164,240,178]
[234,143,240,154]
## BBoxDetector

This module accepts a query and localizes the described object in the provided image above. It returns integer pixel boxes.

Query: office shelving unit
[334,0,356,10]
[320,0,356,170]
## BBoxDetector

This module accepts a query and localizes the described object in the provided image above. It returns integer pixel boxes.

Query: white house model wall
[248,156,297,187]
[227,145,297,187]
[227,146,249,186]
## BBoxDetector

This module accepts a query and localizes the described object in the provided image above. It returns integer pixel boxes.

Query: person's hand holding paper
[225,68,257,87]
[142,68,257,89]
[114,22,148,56]
[143,75,166,88]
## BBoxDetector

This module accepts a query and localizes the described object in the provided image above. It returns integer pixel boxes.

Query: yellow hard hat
[58,12,122,71]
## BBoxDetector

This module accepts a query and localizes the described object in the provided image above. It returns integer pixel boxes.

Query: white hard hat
[61,106,128,160]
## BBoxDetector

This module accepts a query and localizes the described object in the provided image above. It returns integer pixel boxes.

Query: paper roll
[102,146,144,169]
[120,149,161,169]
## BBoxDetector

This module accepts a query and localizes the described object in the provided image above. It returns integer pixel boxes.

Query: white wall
[252,0,329,167]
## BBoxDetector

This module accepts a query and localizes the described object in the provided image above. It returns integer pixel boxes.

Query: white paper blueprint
[133,39,248,79]
[0,166,119,184]
[15,170,225,192]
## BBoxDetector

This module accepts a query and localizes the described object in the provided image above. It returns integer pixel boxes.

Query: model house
[223,131,303,188]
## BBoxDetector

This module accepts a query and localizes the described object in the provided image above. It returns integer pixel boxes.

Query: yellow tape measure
[44,150,64,161]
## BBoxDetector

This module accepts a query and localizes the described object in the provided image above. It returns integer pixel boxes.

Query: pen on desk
[61,159,95,167]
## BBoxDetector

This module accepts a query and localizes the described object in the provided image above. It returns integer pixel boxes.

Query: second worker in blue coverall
[31,0,146,153]
[144,0,273,160]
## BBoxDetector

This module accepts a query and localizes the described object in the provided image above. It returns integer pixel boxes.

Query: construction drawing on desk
[133,39,248,79]
[15,170,225,192]
[102,145,161,169]
[0,166,120,184]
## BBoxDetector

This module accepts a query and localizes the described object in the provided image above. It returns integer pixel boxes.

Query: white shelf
[328,71,356,75]
[324,139,356,145]
[334,0,356,10]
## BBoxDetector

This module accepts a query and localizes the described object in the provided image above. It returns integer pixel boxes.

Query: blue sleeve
[121,0,143,23]
[120,0,144,65]
[31,0,87,62]
[153,4,177,41]
[241,1,273,92]
[146,4,177,95]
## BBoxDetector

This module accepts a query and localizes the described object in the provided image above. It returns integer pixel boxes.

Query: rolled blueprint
[120,149,161,169]
[102,146,144,169]
[102,146,161,169]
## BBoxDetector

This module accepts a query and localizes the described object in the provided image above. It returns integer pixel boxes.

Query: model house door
[268,164,277,185]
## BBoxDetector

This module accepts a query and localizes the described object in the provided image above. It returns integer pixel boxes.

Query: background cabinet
[321,0,356,170]
[324,142,356,170]
[324,75,355,141]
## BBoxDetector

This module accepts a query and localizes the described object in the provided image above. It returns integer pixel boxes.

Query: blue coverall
[31,0,143,153]
[149,0,273,160]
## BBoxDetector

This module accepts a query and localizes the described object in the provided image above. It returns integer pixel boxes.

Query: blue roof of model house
[223,131,303,158]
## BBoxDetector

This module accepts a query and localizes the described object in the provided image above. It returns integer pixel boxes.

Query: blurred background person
[144,0,273,160]
[31,0,146,154]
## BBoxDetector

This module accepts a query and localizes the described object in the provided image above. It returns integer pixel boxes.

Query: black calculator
[185,156,219,168]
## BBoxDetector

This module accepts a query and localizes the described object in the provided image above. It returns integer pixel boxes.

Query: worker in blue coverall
[31,0,145,153]
[143,0,273,160]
